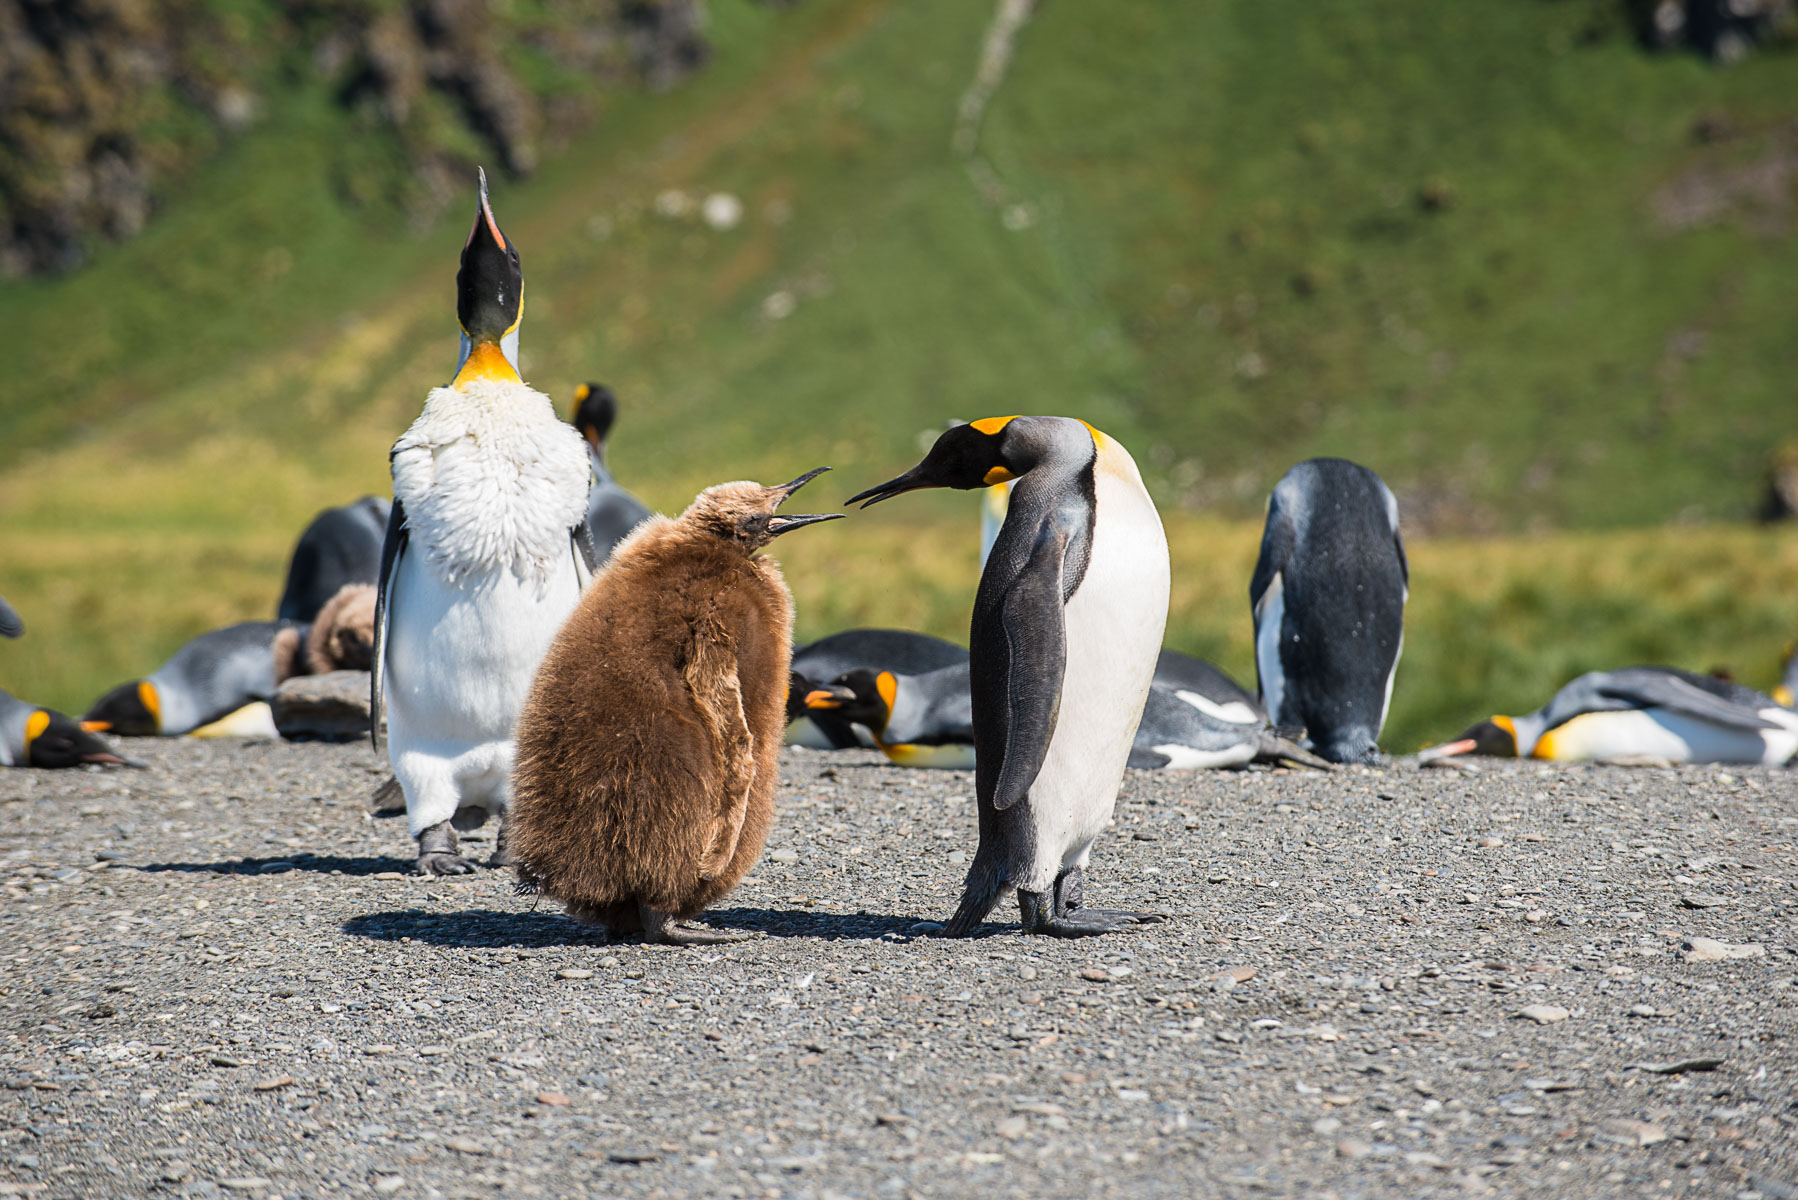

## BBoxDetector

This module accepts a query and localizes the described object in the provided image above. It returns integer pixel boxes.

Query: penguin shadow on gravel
[137,852,416,877]
[342,905,922,947]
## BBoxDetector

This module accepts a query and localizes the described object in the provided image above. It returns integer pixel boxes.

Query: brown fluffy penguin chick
[305,583,377,674]
[508,469,843,944]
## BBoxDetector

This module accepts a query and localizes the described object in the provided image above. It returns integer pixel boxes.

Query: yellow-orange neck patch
[971,415,1020,435]
[983,465,1016,486]
[22,709,50,755]
[139,680,162,731]
[453,341,521,389]
[875,671,898,719]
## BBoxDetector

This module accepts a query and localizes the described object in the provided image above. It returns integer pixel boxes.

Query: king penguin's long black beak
[845,466,932,509]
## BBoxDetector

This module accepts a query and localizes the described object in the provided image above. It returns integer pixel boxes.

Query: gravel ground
[1,739,1795,1200]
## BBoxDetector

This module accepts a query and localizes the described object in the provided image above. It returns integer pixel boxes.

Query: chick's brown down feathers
[508,497,794,931]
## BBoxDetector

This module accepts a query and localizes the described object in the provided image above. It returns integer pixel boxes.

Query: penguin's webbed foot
[1017,868,1165,937]
[638,905,755,945]
[488,815,514,869]
[416,820,481,876]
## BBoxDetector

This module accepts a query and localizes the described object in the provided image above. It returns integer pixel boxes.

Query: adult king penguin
[372,170,597,876]
[849,416,1169,938]
[1250,458,1407,764]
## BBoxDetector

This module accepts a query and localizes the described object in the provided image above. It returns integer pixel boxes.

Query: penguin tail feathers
[940,858,1009,937]
[1255,731,1336,771]
[369,774,405,813]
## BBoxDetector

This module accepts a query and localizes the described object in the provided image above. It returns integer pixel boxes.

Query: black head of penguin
[572,382,619,451]
[805,668,892,735]
[1422,716,1520,760]
[452,168,523,386]
[83,680,161,737]
[847,415,1094,505]
[26,708,133,768]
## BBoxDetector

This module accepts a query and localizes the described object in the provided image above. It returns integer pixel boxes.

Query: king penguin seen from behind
[372,169,597,876]
[849,416,1170,938]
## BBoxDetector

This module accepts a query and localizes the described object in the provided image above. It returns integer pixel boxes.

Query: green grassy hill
[2,0,1795,747]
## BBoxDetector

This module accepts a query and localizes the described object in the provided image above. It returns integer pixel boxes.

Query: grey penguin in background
[0,596,21,639]
[787,628,969,749]
[850,415,1170,938]
[276,497,390,623]
[82,620,308,736]
[1250,457,1407,764]
[1419,666,1798,765]
[571,382,654,561]
[1,690,136,768]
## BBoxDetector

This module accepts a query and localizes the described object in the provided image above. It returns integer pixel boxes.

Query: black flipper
[990,518,1072,812]
[572,519,602,577]
[370,498,408,754]
[1588,668,1779,732]
[0,596,20,639]
[1248,506,1292,627]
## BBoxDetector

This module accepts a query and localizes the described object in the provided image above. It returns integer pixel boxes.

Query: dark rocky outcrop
[0,0,710,276]
[273,668,373,741]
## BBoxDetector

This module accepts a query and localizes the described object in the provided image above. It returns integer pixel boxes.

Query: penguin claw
[416,852,480,876]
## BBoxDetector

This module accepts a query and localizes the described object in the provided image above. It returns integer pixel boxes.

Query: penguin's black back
[1250,457,1406,763]
[792,629,968,682]
[278,497,390,623]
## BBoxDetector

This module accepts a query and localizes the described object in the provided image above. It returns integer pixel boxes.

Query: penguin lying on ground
[276,497,390,623]
[787,628,968,749]
[804,651,1328,772]
[571,382,653,563]
[802,663,977,768]
[373,170,599,876]
[0,596,21,639]
[851,415,1169,938]
[1,690,136,768]
[84,620,309,737]
[510,469,843,944]
[1419,666,1798,766]
[1251,457,1407,764]
[303,584,376,675]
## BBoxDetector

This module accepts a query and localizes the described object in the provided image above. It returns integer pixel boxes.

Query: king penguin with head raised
[372,170,597,875]
[850,416,1170,937]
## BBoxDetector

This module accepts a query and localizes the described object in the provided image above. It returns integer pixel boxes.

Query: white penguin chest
[390,379,591,590]
[1537,707,1798,765]
[1027,451,1170,875]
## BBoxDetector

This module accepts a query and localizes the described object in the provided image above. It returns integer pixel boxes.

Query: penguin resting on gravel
[83,620,309,737]
[787,628,968,749]
[372,170,598,876]
[1251,457,1407,764]
[570,382,653,563]
[806,653,1328,772]
[1,690,135,768]
[509,470,843,944]
[850,415,1170,938]
[801,664,977,768]
[1420,666,1798,766]
[276,497,390,623]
